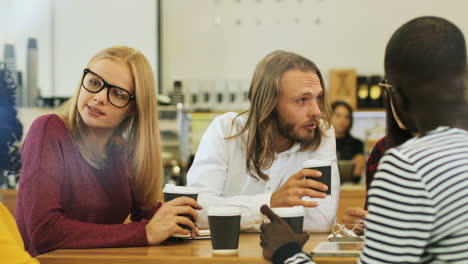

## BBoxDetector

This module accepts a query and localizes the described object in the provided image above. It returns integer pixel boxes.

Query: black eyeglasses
[82,69,135,108]
[378,79,398,98]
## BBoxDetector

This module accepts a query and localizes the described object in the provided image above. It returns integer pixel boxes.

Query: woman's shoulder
[374,136,388,149]
[28,114,70,139]
[32,114,67,129]
[369,137,388,156]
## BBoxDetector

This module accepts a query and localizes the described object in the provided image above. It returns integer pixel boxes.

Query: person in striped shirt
[260,16,468,264]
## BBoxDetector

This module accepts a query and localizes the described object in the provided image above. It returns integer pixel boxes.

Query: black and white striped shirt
[359,127,468,264]
[280,127,468,264]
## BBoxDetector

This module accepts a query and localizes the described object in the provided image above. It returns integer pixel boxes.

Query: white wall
[52,0,158,97]
[161,0,468,94]
[0,0,53,97]
[0,0,158,98]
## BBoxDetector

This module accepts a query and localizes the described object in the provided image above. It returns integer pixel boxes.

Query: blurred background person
[330,101,364,183]
[0,64,23,188]
[0,65,38,263]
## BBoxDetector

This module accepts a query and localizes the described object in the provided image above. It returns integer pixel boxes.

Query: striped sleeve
[359,148,436,264]
[284,253,315,264]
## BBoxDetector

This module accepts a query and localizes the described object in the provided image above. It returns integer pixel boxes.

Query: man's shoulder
[397,127,468,153]
[380,127,468,173]
[211,112,246,133]
[214,112,245,123]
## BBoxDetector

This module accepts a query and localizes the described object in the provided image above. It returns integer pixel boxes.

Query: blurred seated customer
[0,66,37,263]
[0,65,22,188]
[15,46,201,257]
[341,81,415,234]
[330,101,364,183]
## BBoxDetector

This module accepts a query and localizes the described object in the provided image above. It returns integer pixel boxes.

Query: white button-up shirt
[187,112,340,232]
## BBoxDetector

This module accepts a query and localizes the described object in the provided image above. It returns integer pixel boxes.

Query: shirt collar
[279,142,301,155]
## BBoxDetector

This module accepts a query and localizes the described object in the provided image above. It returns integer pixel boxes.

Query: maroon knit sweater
[15,114,159,257]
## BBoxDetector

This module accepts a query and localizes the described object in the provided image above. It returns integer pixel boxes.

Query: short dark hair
[331,101,353,137]
[0,66,23,180]
[384,16,467,106]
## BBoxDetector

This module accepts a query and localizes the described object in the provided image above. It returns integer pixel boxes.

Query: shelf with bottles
[167,79,251,113]
[356,75,386,109]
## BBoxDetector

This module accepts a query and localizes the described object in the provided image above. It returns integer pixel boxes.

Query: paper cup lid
[303,159,332,168]
[207,206,242,216]
[271,206,304,217]
[163,184,200,194]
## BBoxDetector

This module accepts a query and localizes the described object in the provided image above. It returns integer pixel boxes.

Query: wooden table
[37,233,357,264]
[0,189,18,215]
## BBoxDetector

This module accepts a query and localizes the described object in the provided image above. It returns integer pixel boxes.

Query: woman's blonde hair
[229,50,331,181]
[57,46,162,208]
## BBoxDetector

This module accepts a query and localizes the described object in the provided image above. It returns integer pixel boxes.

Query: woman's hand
[145,196,202,245]
[341,207,367,235]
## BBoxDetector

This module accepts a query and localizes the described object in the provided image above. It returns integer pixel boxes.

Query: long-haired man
[188,50,339,232]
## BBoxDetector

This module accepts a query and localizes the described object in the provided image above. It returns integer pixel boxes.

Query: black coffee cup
[271,207,305,233]
[163,184,200,231]
[303,159,332,195]
[208,207,242,255]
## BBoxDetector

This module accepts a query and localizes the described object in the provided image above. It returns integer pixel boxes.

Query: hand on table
[259,205,309,261]
[145,196,202,245]
[341,207,367,235]
[270,169,328,208]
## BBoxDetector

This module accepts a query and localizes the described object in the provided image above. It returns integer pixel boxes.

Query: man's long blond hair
[57,46,162,208]
[229,50,331,181]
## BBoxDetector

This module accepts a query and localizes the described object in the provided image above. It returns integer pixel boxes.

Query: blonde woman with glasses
[15,46,201,257]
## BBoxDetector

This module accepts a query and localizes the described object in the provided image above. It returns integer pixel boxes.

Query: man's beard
[278,120,317,146]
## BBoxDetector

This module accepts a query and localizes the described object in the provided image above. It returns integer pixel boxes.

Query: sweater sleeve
[364,137,387,209]
[15,115,149,256]
[130,199,160,222]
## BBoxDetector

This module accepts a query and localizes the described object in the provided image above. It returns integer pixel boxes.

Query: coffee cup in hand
[208,206,242,255]
[163,184,200,230]
[303,159,332,195]
[271,206,305,233]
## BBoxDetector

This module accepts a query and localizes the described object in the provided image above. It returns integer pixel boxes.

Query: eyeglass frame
[378,79,395,95]
[81,68,136,108]
[379,79,411,108]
